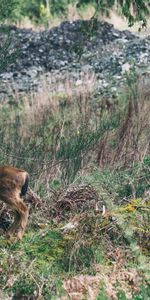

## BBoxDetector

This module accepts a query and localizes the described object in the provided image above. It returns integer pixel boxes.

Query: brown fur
[0,166,29,240]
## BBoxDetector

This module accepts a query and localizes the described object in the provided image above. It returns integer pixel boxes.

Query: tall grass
[0,70,150,300]
[0,70,150,192]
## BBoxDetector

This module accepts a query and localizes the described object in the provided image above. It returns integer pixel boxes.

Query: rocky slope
[0,19,150,97]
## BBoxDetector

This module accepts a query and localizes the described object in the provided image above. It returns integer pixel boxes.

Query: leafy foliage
[0,0,149,26]
[0,28,19,73]
[0,0,18,20]
[77,0,150,26]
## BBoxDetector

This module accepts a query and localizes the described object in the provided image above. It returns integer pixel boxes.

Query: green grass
[0,72,150,298]
[0,227,65,298]
[0,192,149,298]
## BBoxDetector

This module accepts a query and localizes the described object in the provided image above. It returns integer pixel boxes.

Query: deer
[0,166,29,240]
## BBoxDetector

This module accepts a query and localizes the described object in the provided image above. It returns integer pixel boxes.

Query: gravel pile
[0,19,150,97]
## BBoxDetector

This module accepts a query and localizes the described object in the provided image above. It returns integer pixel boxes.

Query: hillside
[0,20,150,300]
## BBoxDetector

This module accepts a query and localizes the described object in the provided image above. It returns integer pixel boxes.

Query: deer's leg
[0,193,21,238]
[7,211,20,237]
[7,195,29,240]
[15,198,29,240]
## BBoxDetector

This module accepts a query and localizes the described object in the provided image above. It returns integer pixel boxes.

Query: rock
[0,20,150,98]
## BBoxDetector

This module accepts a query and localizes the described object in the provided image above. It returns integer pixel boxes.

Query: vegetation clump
[0,70,150,299]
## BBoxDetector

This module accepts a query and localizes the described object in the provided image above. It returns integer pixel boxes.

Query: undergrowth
[0,193,149,299]
[0,71,150,299]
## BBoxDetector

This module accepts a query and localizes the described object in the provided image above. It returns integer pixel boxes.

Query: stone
[0,20,150,98]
